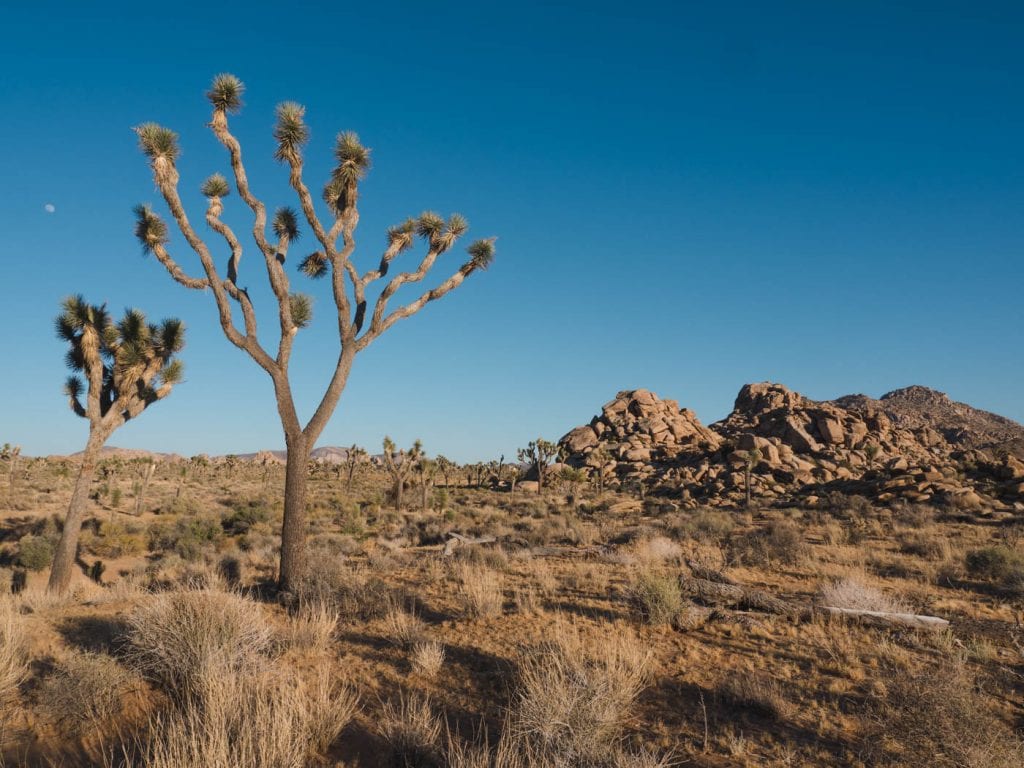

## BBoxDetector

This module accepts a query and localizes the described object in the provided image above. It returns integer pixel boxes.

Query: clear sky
[0,1,1021,461]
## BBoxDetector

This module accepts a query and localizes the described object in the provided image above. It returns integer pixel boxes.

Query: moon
[44,203,56,213]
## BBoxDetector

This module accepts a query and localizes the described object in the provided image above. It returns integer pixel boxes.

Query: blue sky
[0,1,1021,461]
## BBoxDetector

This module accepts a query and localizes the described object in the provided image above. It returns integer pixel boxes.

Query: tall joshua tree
[382,437,422,511]
[49,296,184,595]
[134,75,495,592]
[518,439,558,493]
[343,444,367,492]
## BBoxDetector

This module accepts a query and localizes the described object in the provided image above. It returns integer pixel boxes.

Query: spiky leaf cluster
[207,74,245,113]
[132,205,169,254]
[466,238,496,271]
[56,297,185,422]
[201,173,231,198]
[299,251,329,279]
[272,207,300,241]
[134,123,180,163]
[386,219,417,253]
[273,102,309,161]
[332,132,371,183]
[289,293,313,328]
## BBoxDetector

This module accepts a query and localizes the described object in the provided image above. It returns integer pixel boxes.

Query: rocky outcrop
[559,383,1024,512]
[561,389,721,483]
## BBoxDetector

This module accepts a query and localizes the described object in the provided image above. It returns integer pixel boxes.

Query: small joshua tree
[1,443,21,498]
[343,444,367,492]
[48,297,184,595]
[435,455,455,488]
[382,437,422,511]
[517,439,558,493]
[416,458,438,511]
[865,443,880,470]
[589,445,613,496]
[743,448,762,509]
[134,74,495,591]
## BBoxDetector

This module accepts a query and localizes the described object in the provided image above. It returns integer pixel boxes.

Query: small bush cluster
[731,520,808,566]
[965,546,1024,593]
[630,569,684,625]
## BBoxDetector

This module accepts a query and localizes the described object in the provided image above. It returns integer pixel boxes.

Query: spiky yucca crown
[207,74,245,113]
[56,296,186,419]
[135,123,180,164]
[201,173,231,198]
[274,102,309,161]
[132,205,169,254]
[273,207,301,241]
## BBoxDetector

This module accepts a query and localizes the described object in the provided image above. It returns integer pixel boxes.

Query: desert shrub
[125,588,273,702]
[16,533,55,571]
[379,694,443,768]
[630,569,683,625]
[456,563,505,618]
[509,624,650,764]
[818,576,907,613]
[634,535,682,564]
[80,520,148,558]
[284,602,338,653]
[217,554,242,587]
[898,532,951,561]
[296,564,394,620]
[383,600,427,648]
[717,672,791,720]
[38,651,141,736]
[0,597,29,702]
[731,520,807,566]
[148,515,224,561]
[863,661,1023,767]
[221,499,274,535]
[452,544,510,571]
[686,510,736,541]
[411,641,445,678]
[965,546,1024,594]
[124,669,358,768]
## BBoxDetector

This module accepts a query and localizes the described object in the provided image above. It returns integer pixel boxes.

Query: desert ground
[2,390,1023,767]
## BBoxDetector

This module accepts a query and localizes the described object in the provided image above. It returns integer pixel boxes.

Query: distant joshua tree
[1,443,21,496]
[865,443,880,470]
[133,74,495,592]
[435,455,455,488]
[589,445,613,496]
[416,458,438,511]
[743,448,762,509]
[517,439,558,493]
[382,437,423,511]
[343,444,367,491]
[48,297,184,595]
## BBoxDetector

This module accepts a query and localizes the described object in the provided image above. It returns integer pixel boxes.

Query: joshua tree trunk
[279,431,311,592]
[745,468,752,509]
[134,462,156,516]
[393,478,403,511]
[48,434,104,595]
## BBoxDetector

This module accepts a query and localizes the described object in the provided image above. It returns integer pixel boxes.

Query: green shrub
[222,500,273,535]
[630,569,684,625]
[80,521,147,558]
[731,520,807,566]
[17,534,55,571]
[966,546,1024,593]
[149,515,223,562]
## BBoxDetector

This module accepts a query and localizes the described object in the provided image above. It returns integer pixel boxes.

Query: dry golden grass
[2,459,1023,766]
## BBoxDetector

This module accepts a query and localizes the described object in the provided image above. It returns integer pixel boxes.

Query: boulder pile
[559,383,1024,512]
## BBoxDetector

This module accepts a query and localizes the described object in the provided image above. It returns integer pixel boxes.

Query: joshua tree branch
[358,263,473,350]
[150,184,276,375]
[209,111,296,340]
[205,202,259,340]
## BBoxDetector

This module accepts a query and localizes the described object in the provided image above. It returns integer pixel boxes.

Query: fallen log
[678,575,801,616]
[816,606,950,631]
[442,533,497,556]
[685,560,738,585]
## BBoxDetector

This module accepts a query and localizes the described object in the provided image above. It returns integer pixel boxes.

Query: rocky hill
[559,384,1024,512]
